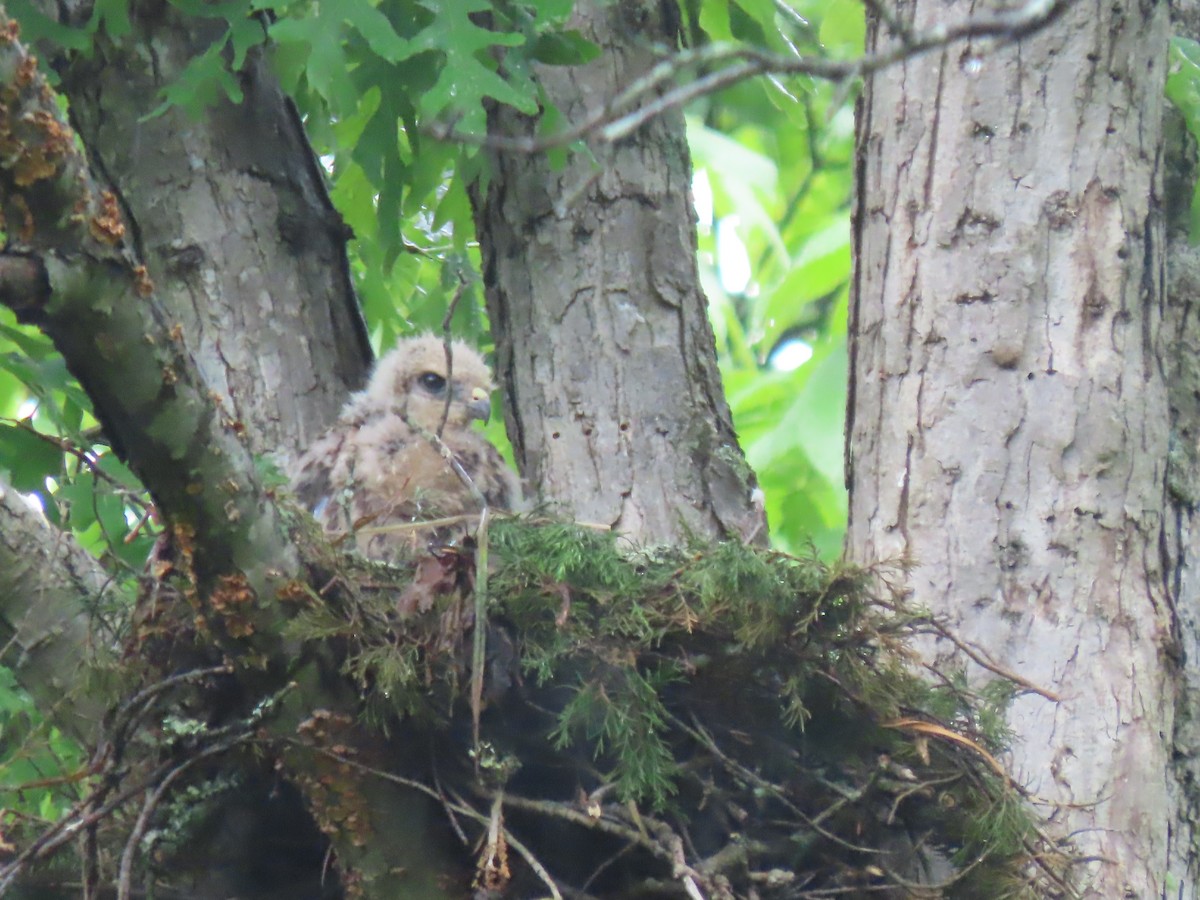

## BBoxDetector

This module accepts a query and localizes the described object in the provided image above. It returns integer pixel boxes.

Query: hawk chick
[289,335,522,560]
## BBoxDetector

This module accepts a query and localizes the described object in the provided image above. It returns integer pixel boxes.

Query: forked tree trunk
[847,0,1183,894]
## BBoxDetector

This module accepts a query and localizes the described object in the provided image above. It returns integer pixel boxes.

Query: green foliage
[0,667,86,825]
[551,667,681,807]
[0,309,155,572]
[1168,35,1200,242]
[688,0,863,557]
[0,311,145,832]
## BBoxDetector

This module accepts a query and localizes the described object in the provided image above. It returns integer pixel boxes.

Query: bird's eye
[418,372,447,392]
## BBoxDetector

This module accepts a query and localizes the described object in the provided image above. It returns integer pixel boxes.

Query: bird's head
[363,335,496,432]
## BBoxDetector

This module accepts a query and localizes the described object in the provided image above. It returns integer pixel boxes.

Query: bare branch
[427,0,1071,153]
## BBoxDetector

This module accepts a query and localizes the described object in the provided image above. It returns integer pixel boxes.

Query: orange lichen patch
[14,53,36,88]
[298,710,354,738]
[173,522,196,562]
[0,19,21,43]
[133,264,154,296]
[210,572,256,615]
[293,713,373,855]
[191,613,212,637]
[12,148,55,185]
[9,193,31,241]
[89,190,125,244]
[12,111,73,186]
[15,54,36,89]
[161,365,177,385]
[276,579,314,606]
[222,614,255,638]
[209,572,256,639]
[69,194,87,225]
[33,110,72,153]
[169,323,185,343]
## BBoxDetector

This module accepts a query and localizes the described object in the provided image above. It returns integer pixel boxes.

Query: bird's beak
[467,387,492,424]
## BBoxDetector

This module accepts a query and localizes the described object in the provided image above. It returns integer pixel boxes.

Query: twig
[671,709,882,854]
[0,758,180,892]
[431,763,471,845]
[579,840,638,893]
[492,792,676,866]
[403,415,488,510]
[882,718,1009,781]
[450,783,563,900]
[471,506,490,771]
[921,623,1062,702]
[426,0,1071,154]
[110,665,234,735]
[438,278,470,439]
[0,417,140,501]
[301,744,565,900]
[116,737,248,900]
[355,513,491,536]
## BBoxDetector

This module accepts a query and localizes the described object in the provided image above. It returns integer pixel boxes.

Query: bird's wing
[289,424,353,519]
[288,398,523,563]
[444,430,525,512]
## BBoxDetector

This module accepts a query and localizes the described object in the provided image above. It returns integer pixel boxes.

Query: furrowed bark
[0,481,114,738]
[848,0,1177,893]
[472,0,765,547]
[27,0,371,454]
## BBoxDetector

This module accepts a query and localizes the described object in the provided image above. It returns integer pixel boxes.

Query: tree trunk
[38,0,371,451]
[472,0,765,546]
[847,0,1181,894]
[1163,37,1200,885]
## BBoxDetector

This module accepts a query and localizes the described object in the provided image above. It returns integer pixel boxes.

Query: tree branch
[0,480,116,738]
[427,0,1071,152]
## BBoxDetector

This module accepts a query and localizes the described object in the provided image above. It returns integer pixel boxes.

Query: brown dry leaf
[396,552,459,616]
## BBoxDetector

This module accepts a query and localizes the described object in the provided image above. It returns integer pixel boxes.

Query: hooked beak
[467,386,492,424]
